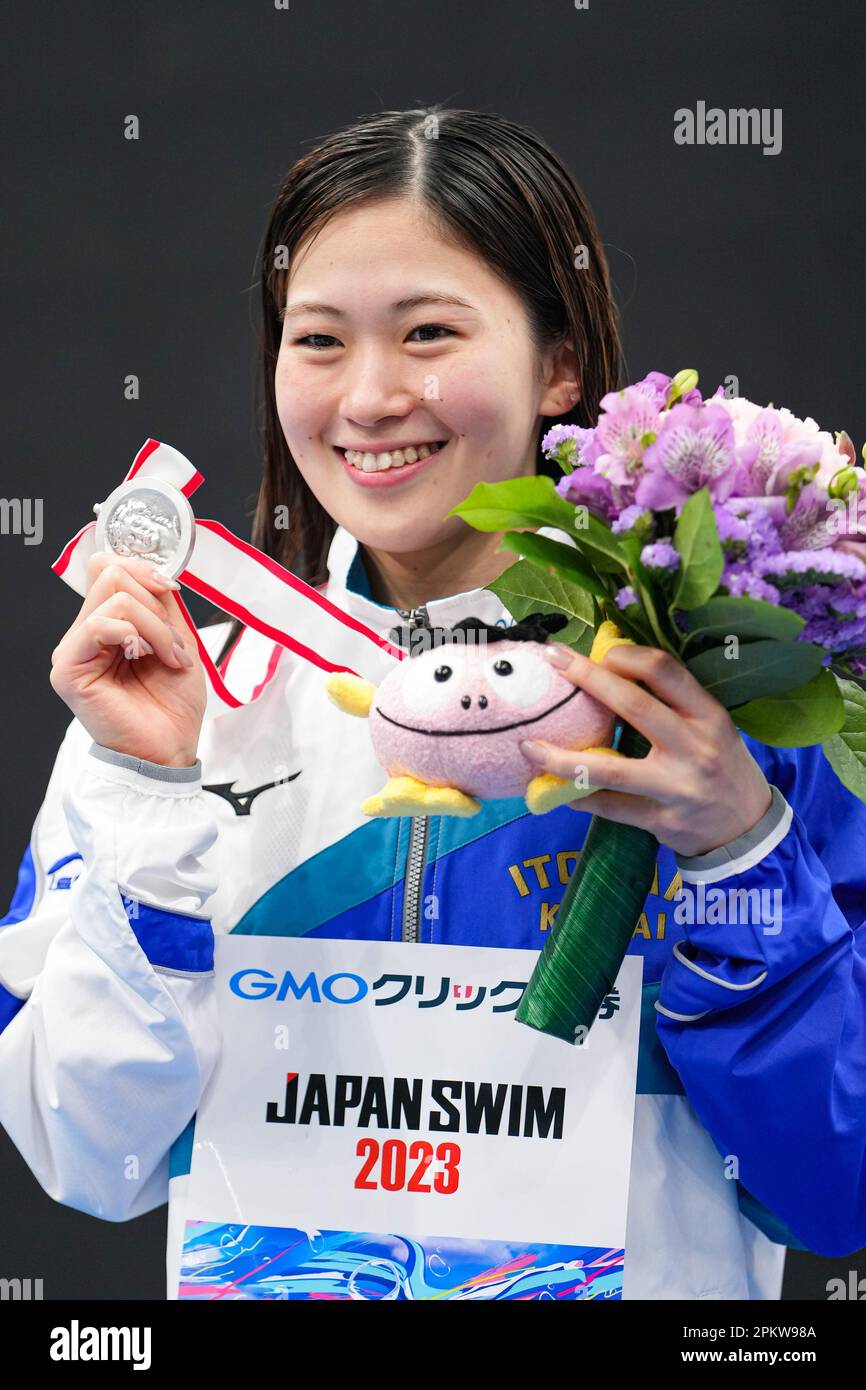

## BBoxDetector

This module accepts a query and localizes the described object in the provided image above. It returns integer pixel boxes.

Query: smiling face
[273,196,570,563]
[369,637,615,799]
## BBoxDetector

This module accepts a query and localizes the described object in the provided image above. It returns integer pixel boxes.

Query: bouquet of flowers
[449,369,866,1044]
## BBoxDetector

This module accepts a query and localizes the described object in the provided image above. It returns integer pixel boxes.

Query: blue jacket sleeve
[654,735,866,1257]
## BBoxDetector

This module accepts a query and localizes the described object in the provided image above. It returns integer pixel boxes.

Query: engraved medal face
[93,478,195,579]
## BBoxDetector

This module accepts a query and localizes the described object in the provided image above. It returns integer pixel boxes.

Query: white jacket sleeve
[0,717,221,1222]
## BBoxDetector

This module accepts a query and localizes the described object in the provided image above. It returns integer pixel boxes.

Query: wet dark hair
[207,104,624,664]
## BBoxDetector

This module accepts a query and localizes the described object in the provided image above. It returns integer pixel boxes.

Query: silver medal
[93,477,195,580]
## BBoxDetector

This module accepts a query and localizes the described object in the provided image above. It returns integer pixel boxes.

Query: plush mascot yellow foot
[524,746,625,815]
[361,775,481,818]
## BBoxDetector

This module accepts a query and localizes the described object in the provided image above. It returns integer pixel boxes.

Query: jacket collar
[325,522,569,635]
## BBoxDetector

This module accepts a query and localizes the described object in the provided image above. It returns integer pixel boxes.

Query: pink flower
[594,384,660,486]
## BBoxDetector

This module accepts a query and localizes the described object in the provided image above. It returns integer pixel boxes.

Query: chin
[345,512,449,555]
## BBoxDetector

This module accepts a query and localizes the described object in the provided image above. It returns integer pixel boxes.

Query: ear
[537,333,581,419]
[589,620,633,663]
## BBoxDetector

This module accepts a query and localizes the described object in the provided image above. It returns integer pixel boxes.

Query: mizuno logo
[203,773,301,816]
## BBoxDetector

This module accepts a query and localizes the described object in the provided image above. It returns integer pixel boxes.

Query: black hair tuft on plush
[448,613,569,644]
[391,611,570,653]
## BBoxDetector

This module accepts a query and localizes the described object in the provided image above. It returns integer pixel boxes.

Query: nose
[460,693,489,709]
[341,344,418,424]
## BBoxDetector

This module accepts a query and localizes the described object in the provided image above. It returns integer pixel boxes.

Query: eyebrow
[278,292,477,322]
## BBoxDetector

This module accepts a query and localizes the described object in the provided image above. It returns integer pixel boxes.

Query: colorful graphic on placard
[179,1220,624,1300]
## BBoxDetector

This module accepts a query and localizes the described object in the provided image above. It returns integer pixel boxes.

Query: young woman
[1,107,864,1301]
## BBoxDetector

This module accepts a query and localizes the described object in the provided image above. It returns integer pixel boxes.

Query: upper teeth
[343,442,443,471]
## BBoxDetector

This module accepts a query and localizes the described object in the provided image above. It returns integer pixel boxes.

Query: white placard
[179,937,642,1301]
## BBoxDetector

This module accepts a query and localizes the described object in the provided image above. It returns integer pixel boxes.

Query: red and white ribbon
[53,439,404,715]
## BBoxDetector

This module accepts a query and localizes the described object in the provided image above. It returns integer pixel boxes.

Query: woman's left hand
[520,642,773,858]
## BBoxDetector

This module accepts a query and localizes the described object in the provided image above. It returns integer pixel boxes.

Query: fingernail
[544,643,572,669]
[521,739,547,760]
[173,638,193,667]
[150,569,181,591]
[139,638,155,656]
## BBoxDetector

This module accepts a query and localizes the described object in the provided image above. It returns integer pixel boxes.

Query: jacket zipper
[401,815,429,943]
[396,603,433,944]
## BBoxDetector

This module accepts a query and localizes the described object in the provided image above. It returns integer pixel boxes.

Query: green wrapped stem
[515,725,657,1044]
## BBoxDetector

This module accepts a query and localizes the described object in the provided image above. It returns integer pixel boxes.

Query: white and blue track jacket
[1,521,865,1300]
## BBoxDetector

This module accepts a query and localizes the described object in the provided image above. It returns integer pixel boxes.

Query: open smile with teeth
[339,441,448,472]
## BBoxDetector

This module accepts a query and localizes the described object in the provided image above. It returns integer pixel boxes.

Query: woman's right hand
[49,553,207,767]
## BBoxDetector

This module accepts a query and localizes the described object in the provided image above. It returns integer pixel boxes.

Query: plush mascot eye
[400,648,467,715]
[483,648,551,708]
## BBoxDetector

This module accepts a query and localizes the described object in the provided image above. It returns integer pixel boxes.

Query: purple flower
[614,585,639,609]
[541,423,585,453]
[556,466,619,522]
[640,541,681,573]
[541,424,601,476]
[713,503,751,545]
[734,500,785,560]
[759,548,866,587]
[801,585,866,653]
[634,371,704,410]
[611,504,652,536]
[633,373,675,410]
[777,481,859,552]
[634,403,738,511]
[722,566,781,604]
[799,608,866,652]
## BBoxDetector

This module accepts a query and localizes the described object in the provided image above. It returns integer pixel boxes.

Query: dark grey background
[1,0,863,1300]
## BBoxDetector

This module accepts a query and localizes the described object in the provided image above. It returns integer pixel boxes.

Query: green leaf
[821,677,866,804]
[685,639,825,708]
[620,535,679,655]
[446,475,580,535]
[572,511,630,574]
[682,596,805,644]
[447,475,629,576]
[730,670,845,746]
[671,487,724,610]
[484,559,596,651]
[498,531,608,599]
